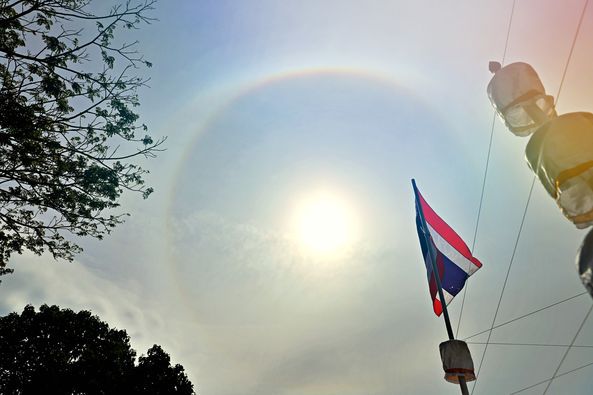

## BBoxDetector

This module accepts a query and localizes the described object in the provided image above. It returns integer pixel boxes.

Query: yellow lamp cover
[526,112,593,228]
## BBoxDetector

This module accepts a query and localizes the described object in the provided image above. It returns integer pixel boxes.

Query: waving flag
[413,182,482,316]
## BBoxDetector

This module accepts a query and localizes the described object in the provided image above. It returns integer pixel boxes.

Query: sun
[292,191,358,256]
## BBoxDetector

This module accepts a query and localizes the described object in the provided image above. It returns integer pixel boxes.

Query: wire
[472,0,590,392]
[542,304,593,394]
[470,114,499,255]
[555,0,590,104]
[539,1,591,393]
[463,291,587,341]
[467,342,593,348]
[534,3,591,393]
[470,177,536,395]
[456,112,497,339]
[455,0,517,340]
[510,359,593,394]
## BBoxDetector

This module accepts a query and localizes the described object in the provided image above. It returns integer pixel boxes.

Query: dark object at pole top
[576,228,593,298]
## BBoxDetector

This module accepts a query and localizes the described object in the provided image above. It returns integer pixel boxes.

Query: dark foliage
[0,304,195,394]
[0,0,164,271]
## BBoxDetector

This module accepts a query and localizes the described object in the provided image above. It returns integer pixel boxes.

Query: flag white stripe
[427,223,479,276]
[436,289,455,306]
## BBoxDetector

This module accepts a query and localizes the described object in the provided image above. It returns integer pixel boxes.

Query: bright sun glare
[293,192,358,257]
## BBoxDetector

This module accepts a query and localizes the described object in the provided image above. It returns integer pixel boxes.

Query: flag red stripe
[433,298,443,316]
[428,274,443,316]
[418,191,482,268]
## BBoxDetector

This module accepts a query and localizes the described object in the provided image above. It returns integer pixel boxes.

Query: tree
[133,345,195,395]
[0,304,195,394]
[0,0,164,272]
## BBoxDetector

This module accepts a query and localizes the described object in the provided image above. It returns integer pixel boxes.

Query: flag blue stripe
[416,212,434,280]
[417,208,469,297]
[439,251,469,296]
[414,181,482,315]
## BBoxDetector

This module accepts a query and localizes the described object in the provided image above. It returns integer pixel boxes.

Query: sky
[2,0,593,394]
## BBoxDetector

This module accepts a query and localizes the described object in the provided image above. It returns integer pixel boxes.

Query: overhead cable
[455,0,517,339]
[470,177,536,395]
[542,304,593,394]
[463,291,587,341]
[473,0,591,392]
[466,341,593,348]
[510,358,593,394]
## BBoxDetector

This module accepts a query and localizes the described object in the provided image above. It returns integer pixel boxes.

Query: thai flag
[413,181,483,316]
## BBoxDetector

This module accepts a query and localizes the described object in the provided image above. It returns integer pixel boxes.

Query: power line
[542,304,593,394]
[455,112,497,339]
[555,0,590,103]
[467,341,593,349]
[539,4,592,393]
[510,359,593,394]
[472,0,591,392]
[455,0,517,340]
[539,1,591,393]
[470,177,536,395]
[463,291,587,341]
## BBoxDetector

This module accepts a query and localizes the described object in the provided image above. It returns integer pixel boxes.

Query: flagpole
[412,179,470,395]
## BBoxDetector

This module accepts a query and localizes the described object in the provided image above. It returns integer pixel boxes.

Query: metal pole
[412,179,470,395]
[458,376,469,395]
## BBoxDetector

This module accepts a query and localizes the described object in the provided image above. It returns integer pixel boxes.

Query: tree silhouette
[0,304,195,394]
[0,0,163,273]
